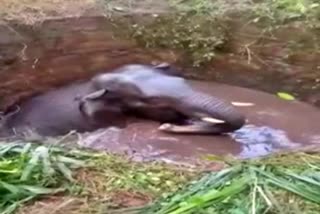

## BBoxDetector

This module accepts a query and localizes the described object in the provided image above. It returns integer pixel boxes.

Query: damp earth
[1,15,320,165]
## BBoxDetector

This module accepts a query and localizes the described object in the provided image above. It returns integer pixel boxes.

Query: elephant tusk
[82,89,108,100]
[158,123,173,130]
[201,117,225,124]
[231,102,255,107]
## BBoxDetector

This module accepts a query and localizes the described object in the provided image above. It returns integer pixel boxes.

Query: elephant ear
[153,63,184,77]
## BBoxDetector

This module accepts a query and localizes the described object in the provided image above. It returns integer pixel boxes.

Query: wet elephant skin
[0,64,188,137]
[79,80,320,162]
[0,81,129,137]
[86,64,246,134]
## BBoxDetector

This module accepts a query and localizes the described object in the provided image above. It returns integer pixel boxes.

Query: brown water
[76,80,320,163]
[1,16,320,164]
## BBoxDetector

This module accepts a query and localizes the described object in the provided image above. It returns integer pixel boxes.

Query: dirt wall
[0,16,177,111]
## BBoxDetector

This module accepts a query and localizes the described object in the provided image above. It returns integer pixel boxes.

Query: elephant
[0,63,188,138]
[0,82,127,138]
[78,64,246,134]
[0,63,245,138]
[2,62,320,162]
[77,80,320,162]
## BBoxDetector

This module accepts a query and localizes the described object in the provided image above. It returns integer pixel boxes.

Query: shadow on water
[0,16,320,165]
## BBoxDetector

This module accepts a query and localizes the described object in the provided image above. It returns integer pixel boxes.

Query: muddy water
[1,16,320,164]
[77,80,320,163]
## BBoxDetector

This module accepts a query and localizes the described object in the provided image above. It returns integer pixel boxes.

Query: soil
[1,0,319,213]
[0,0,319,160]
[0,0,319,111]
[0,16,177,111]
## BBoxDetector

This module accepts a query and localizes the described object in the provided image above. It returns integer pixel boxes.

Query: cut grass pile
[0,142,88,214]
[0,142,196,214]
[1,140,320,214]
[130,151,320,214]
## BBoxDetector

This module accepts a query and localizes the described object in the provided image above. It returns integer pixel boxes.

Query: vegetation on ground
[130,151,320,214]
[0,142,195,214]
[1,0,319,67]
[0,142,86,214]
[170,0,320,24]
[1,141,320,214]
[131,13,227,67]
[0,0,101,24]
[0,0,320,213]
[127,0,320,67]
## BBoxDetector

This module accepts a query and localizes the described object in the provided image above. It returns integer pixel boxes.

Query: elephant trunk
[176,90,246,133]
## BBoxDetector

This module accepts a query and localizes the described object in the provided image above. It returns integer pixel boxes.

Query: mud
[0,14,320,164]
[0,16,176,111]
[76,80,320,163]
[1,15,320,110]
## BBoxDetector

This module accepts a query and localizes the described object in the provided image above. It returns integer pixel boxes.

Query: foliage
[130,0,319,69]
[0,142,88,214]
[129,152,320,214]
[79,153,196,197]
[169,0,320,24]
[253,0,320,27]
[131,13,227,67]
[0,141,196,214]
[272,0,319,18]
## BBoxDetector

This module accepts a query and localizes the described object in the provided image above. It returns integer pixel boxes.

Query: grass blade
[254,167,320,203]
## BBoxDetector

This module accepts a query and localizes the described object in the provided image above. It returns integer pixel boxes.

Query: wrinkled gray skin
[0,63,245,137]
[0,63,186,138]
[80,64,246,134]
[0,82,126,138]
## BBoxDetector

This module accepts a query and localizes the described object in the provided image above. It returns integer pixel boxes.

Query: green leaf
[56,155,86,167]
[20,151,41,181]
[20,185,64,195]
[0,181,22,195]
[0,143,90,213]
[277,92,295,101]
[56,162,74,182]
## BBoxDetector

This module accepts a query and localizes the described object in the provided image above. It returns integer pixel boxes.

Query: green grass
[169,0,320,23]
[0,142,196,214]
[0,142,88,214]
[128,0,319,68]
[129,152,320,214]
[131,13,227,67]
[1,141,320,214]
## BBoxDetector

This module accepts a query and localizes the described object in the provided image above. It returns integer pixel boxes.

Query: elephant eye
[104,89,109,93]
[93,89,111,99]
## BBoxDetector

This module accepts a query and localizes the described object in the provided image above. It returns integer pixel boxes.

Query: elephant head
[79,64,246,134]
